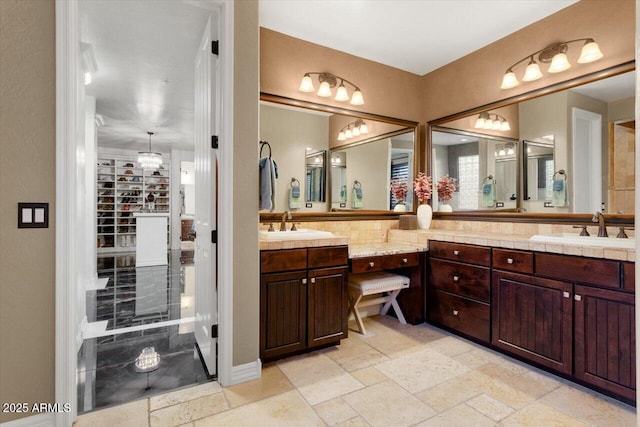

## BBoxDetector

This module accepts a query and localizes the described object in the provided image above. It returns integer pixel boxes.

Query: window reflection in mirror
[522,139,555,205]
[305,150,326,203]
[330,151,347,209]
[432,129,518,211]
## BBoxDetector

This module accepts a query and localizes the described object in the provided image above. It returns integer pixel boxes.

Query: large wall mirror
[259,94,419,215]
[429,65,635,222]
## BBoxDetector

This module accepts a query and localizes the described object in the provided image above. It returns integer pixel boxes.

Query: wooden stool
[348,271,410,335]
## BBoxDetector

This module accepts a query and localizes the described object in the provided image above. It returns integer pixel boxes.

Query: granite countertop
[348,242,427,259]
[387,229,635,262]
[259,235,350,251]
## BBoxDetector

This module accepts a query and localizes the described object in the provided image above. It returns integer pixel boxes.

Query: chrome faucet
[592,212,608,237]
[280,211,292,231]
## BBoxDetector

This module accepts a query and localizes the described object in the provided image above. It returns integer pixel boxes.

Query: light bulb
[334,83,349,101]
[501,121,511,131]
[359,123,368,134]
[492,120,502,130]
[483,118,494,130]
[352,126,361,136]
[317,81,332,97]
[334,157,341,163]
[500,70,519,89]
[578,40,603,63]
[337,131,346,141]
[474,117,485,129]
[84,72,92,85]
[350,89,364,105]
[548,53,571,73]
[522,61,543,82]
[507,146,514,155]
[345,128,352,139]
[498,148,506,156]
[299,74,314,92]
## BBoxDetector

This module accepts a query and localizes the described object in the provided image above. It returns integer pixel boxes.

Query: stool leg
[350,293,366,335]
[380,293,393,315]
[389,289,407,324]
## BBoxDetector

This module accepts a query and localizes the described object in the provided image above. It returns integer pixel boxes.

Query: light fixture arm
[302,71,361,92]
[502,38,599,73]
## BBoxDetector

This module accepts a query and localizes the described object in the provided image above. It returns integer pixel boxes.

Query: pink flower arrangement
[437,175,457,202]
[413,172,432,204]
[390,178,408,203]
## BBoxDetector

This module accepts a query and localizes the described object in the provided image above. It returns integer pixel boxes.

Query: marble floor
[75,315,636,426]
[78,250,209,413]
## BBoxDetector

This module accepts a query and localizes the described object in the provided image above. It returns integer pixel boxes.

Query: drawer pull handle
[562,291,570,298]
[453,310,459,316]
[302,278,307,285]
[311,277,316,284]
[453,250,460,256]
[507,258,514,264]
[369,262,375,267]
[402,258,408,263]
[574,294,582,301]
[453,276,460,282]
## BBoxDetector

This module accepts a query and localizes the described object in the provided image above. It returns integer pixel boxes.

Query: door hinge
[211,135,219,149]
[211,230,218,244]
[212,40,219,55]
[211,324,218,338]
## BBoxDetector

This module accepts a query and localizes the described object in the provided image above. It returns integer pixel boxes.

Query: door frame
[55,1,234,425]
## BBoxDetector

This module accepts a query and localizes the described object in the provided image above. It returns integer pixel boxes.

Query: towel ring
[553,169,566,180]
[290,177,300,188]
[353,180,361,189]
[259,140,272,158]
[483,175,495,184]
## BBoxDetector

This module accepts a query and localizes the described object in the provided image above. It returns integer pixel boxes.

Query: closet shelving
[97,156,171,253]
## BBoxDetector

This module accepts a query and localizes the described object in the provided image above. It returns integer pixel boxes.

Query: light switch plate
[18,202,49,228]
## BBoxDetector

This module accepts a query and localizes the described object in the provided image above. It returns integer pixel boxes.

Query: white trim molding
[230,359,262,385]
[0,413,55,427]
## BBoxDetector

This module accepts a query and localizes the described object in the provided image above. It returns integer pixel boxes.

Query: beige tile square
[277,353,363,405]
[350,366,388,386]
[344,380,436,427]
[75,399,149,427]
[334,417,369,427]
[501,401,588,427]
[223,365,294,408]
[150,393,228,427]
[415,376,482,413]
[416,403,495,427]
[194,390,324,427]
[426,335,475,357]
[375,347,470,393]
[313,397,358,426]
[466,393,514,421]
[453,348,499,369]
[604,248,629,261]
[456,370,536,409]
[322,334,389,371]
[150,382,222,411]
[539,385,636,426]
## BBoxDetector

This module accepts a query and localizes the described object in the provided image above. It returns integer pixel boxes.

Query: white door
[572,108,602,213]
[194,13,219,376]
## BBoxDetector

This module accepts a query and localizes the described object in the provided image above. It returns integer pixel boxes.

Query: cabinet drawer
[350,252,419,273]
[429,241,490,266]
[493,248,533,274]
[535,253,620,289]
[308,246,348,269]
[261,249,307,273]
[428,289,490,343]
[429,258,490,302]
[623,262,635,293]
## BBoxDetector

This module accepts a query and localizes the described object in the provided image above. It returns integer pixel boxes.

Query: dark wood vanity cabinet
[428,241,636,403]
[260,246,348,362]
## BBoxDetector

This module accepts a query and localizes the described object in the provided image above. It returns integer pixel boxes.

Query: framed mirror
[428,64,635,222]
[259,94,420,216]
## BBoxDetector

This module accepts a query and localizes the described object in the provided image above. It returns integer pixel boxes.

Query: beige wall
[0,0,56,423]
[421,0,635,122]
[233,0,260,366]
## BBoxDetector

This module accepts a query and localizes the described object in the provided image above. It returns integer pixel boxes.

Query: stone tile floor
[75,316,636,426]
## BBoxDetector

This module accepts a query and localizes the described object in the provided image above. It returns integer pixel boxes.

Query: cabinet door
[260,271,307,361]
[308,266,348,349]
[492,271,573,375]
[574,285,636,401]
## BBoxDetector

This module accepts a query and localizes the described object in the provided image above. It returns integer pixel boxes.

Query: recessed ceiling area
[259,0,579,76]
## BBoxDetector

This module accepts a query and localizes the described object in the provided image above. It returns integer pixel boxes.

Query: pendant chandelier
[138,131,162,170]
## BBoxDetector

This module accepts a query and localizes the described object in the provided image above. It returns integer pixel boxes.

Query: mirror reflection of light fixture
[474,112,510,131]
[495,143,515,157]
[337,119,369,141]
[500,38,603,89]
[138,131,162,170]
[299,72,364,105]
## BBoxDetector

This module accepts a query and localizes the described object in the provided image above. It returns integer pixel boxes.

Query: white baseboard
[0,413,55,427]
[229,359,262,386]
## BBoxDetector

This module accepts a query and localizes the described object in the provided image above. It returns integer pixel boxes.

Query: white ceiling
[259,0,579,76]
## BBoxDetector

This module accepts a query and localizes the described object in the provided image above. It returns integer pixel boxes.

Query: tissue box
[399,215,418,230]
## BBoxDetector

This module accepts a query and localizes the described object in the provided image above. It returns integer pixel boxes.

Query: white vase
[417,204,432,229]
[393,202,407,212]
[438,203,453,212]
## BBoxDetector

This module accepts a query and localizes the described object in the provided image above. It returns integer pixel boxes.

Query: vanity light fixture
[337,119,369,141]
[299,72,364,105]
[500,38,603,90]
[138,131,162,170]
[496,143,515,157]
[474,112,511,131]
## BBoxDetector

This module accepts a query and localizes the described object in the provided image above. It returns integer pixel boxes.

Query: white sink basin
[530,233,635,249]
[259,228,335,241]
